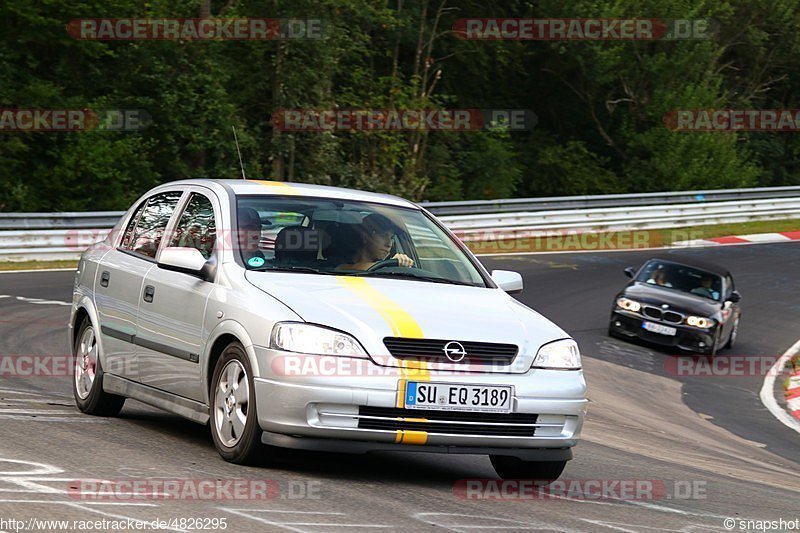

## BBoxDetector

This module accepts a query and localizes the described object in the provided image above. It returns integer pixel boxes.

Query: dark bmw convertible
[608,257,741,355]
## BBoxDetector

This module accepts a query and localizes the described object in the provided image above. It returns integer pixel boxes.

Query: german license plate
[642,321,677,336]
[404,382,512,413]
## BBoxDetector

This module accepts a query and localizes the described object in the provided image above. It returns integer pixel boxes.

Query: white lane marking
[0,415,105,422]
[220,508,308,533]
[0,499,154,506]
[582,519,723,532]
[0,388,72,399]
[0,269,76,274]
[413,512,574,532]
[221,508,393,532]
[277,524,392,528]
[13,296,71,306]
[0,410,76,415]
[0,458,63,477]
[224,509,345,515]
[80,502,157,506]
[0,295,9,299]
[759,337,800,435]
[549,493,732,522]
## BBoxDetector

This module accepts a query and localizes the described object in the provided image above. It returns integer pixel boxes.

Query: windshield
[635,261,723,301]
[235,195,487,287]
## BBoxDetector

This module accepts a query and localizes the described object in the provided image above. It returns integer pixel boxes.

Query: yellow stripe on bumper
[394,430,428,445]
[334,276,429,445]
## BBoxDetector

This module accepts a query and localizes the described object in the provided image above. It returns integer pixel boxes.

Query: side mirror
[158,247,212,281]
[624,267,636,278]
[727,290,741,303]
[491,270,523,294]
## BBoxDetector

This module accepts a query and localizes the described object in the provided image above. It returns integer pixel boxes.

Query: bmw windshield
[635,260,723,301]
[235,195,488,287]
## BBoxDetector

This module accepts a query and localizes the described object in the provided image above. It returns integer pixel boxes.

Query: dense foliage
[2,0,799,211]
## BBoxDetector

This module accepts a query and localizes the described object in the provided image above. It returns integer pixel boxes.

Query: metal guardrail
[1,186,799,261]
[422,185,800,215]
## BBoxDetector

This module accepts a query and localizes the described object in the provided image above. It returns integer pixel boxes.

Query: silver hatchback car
[69,179,587,480]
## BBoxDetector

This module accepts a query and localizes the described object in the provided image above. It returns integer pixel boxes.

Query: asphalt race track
[0,242,799,532]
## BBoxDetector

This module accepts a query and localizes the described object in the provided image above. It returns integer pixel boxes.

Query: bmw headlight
[616,297,641,312]
[686,316,715,328]
[270,322,368,358]
[532,339,581,370]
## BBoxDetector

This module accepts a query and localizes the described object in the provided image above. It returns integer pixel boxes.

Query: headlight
[270,322,368,358]
[532,339,581,370]
[686,316,715,328]
[616,297,641,312]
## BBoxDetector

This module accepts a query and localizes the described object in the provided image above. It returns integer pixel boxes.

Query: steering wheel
[367,258,400,271]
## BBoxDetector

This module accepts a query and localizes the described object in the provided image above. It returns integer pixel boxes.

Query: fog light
[615,321,621,327]
[698,342,705,348]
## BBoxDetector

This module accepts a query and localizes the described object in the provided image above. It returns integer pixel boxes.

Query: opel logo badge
[443,341,467,362]
[661,304,669,309]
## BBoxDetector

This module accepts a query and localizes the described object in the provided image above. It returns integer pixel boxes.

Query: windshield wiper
[251,265,336,275]
[353,271,478,287]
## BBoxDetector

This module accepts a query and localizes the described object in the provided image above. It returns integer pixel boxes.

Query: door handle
[143,285,155,303]
[100,271,110,287]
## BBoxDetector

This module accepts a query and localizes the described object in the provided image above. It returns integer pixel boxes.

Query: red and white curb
[785,367,800,421]
[760,339,800,434]
[673,231,800,248]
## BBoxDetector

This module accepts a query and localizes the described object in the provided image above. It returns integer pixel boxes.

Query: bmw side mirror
[624,267,636,278]
[158,247,213,281]
[491,270,523,294]
[727,290,741,303]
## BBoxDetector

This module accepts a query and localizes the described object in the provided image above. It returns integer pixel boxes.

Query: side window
[121,191,183,259]
[170,193,217,259]
[120,201,147,249]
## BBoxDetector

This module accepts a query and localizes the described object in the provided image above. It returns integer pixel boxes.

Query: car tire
[73,317,126,416]
[724,315,739,349]
[489,456,567,483]
[209,341,264,465]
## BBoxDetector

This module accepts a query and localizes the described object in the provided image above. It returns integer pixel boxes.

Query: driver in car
[337,213,414,270]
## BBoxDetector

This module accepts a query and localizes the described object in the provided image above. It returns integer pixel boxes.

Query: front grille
[642,306,662,320]
[383,337,517,365]
[642,306,684,324]
[356,406,542,437]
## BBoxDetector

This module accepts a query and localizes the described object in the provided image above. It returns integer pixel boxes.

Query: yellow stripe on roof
[251,180,300,195]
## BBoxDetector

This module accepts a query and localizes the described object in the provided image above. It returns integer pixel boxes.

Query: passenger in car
[690,275,720,300]
[336,213,414,270]
[237,207,265,264]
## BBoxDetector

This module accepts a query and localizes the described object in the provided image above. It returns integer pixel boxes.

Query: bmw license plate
[642,321,677,336]
[404,382,512,413]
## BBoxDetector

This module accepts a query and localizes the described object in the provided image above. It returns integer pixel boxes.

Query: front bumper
[609,311,716,353]
[253,346,587,460]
